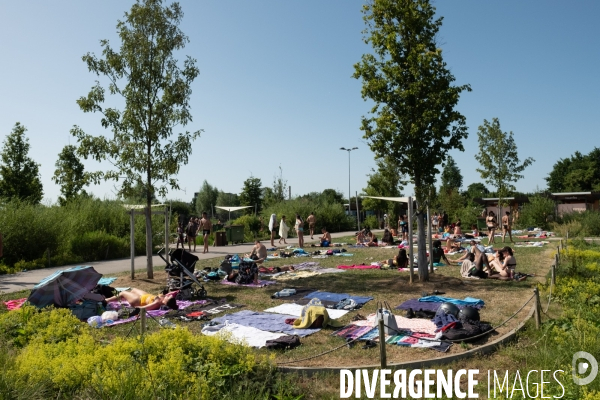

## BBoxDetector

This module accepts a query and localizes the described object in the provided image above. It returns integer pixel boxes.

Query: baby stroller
[158,248,207,300]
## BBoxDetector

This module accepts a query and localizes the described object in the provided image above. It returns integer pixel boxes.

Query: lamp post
[340,147,358,228]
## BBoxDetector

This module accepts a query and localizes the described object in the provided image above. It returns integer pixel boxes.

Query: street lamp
[340,147,358,228]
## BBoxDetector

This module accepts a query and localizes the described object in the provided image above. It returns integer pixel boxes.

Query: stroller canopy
[28,266,102,308]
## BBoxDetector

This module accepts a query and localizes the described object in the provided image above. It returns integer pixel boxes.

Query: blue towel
[98,277,117,285]
[302,291,373,305]
[418,296,485,307]
[211,310,320,337]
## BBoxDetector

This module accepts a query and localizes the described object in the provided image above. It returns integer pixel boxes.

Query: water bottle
[159,318,176,328]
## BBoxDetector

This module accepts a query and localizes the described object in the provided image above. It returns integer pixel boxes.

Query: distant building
[549,192,600,216]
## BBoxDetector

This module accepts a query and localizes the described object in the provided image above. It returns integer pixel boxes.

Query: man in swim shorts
[199,211,212,254]
[306,212,316,239]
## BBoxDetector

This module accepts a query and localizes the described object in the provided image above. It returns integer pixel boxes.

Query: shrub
[262,198,354,234]
[517,195,556,230]
[70,231,129,261]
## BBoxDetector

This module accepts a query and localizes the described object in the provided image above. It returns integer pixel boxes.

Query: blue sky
[1,1,598,204]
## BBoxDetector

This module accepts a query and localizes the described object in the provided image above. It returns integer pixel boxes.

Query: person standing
[199,211,212,254]
[502,211,514,243]
[442,212,449,229]
[186,217,198,252]
[278,215,289,245]
[268,214,278,247]
[306,212,316,239]
[295,214,305,248]
[486,211,497,245]
[432,212,439,233]
[176,222,185,249]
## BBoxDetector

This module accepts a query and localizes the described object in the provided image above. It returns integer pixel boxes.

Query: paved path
[0,230,364,294]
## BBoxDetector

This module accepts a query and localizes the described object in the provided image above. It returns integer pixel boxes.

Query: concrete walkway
[0,230,364,294]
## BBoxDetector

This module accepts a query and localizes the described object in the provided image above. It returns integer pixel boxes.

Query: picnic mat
[302,291,374,305]
[419,295,485,307]
[166,302,243,319]
[211,310,320,337]
[220,279,277,288]
[263,303,349,319]
[104,299,211,326]
[97,277,117,285]
[201,322,287,348]
[270,288,318,301]
[352,313,438,335]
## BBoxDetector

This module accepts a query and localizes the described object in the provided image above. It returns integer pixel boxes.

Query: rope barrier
[277,293,536,366]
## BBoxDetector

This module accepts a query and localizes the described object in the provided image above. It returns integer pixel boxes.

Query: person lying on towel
[105,288,179,312]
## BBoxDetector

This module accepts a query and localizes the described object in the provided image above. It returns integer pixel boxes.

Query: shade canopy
[361,196,411,204]
[28,266,102,308]
[215,206,253,212]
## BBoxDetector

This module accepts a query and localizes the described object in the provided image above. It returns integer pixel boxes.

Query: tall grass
[0,198,174,273]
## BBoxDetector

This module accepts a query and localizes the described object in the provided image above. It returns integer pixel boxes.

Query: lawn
[0,236,555,371]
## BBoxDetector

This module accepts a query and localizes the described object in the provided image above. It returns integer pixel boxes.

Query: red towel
[4,298,27,311]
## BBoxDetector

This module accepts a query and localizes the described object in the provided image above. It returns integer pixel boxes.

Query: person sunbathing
[381,248,409,269]
[320,227,332,247]
[105,288,178,311]
[258,265,295,273]
[381,229,394,245]
[365,229,378,247]
[454,240,485,263]
[431,240,450,265]
[464,224,479,239]
[488,246,524,280]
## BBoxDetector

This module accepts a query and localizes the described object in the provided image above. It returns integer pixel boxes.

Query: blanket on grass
[220,279,277,288]
[211,310,320,337]
[264,303,349,319]
[201,322,287,348]
[336,264,380,270]
[302,291,373,305]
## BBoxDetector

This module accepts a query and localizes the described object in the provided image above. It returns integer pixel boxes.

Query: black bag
[69,300,99,321]
[265,335,301,350]
[235,261,257,285]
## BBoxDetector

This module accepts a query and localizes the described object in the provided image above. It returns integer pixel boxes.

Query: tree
[362,157,405,219]
[71,0,201,278]
[239,176,263,214]
[545,148,600,192]
[0,123,43,204]
[440,156,462,192]
[272,165,288,202]
[353,0,471,281]
[475,118,535,206]
[195,180,219,217]
[463,182,489,201]
[518,195,556,230]
[52,145,89,205]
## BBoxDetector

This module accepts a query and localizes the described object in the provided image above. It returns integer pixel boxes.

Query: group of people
[177,212,213,253]
[485,210,514,244]
[267,212,324,248]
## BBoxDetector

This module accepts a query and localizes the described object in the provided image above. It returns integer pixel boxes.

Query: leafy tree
[52,145,89,206]
[239,176,262,214]
[353,0,471,281]
[362,157,405,219]
[440,156,462,192]
[437,187,464,222]
[463,182,490,201]
[475,118,535,207]
[545,148,600,192]
[321,189,345,205]
[168,200,192,224]
[195,180,219,217]
[272,165,288,203]
[71,0,201,278]
[518,195,556,230]
[0,123,43,204]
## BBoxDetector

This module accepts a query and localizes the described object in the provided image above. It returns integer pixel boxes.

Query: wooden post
[140,308,146,336]
[533,288,541,330]
[555,253,559,270]
[164,207,170,265]
[427,205,433,274]
[566,231,569,249]
[407,197,414,283]
[551,263,556,286]
[130,209,135,280]
[557,246,560,261]
[560,239,563,250]
[378,317,387,369]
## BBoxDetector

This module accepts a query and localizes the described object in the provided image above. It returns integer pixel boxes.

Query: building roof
[549,192,600,201]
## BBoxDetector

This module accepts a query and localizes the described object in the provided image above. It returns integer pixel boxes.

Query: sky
[1,1,599,205]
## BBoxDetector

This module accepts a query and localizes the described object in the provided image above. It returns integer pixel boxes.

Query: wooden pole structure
[378,317,387,369]
[533,288,541,329]
[551,263,556,286]
[407,196,414,284]
[356,191,361,232]
[130,209,135,280]
[140,308,147,336]
[164,207,170,265]
[427,204,433,273]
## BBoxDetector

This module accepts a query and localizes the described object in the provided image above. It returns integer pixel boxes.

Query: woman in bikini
[105,288,179,311]
[502,211,514,243]
[295,214,304,248]
[486,211,497,245]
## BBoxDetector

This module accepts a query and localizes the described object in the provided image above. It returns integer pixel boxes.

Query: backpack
[235,261,257,284]
[265,335,301,350]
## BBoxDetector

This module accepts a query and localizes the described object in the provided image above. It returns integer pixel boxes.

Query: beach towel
[3,298,27,310]
[279,219,289,239]
[220,279,277,288]
[419,296,485,307]
[201,322,287,348]
[302,291,373,305]
[293,305,344,329]
[337,265,380,270]
[97,277,117,285]
[268,214,277,232]
[264,303,349,319]
[332,324,375,340]
[212,310,320,337]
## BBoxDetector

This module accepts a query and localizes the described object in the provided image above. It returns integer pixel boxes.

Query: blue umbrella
[28,266,102,308]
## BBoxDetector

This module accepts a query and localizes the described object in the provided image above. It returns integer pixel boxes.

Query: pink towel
[4,298,27,311]
[336,265,380,270]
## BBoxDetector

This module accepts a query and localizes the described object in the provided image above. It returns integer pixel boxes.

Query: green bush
[262,198,354,234]
[70,231,129,261]
[363,215,379,230]
[517,195,556,230]
[559,210,600,237]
